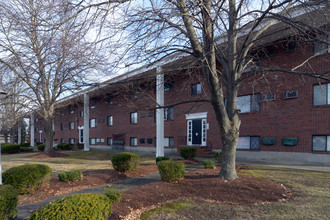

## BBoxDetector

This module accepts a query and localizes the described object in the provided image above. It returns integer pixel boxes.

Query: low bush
[156,156,170,164]
[214,152,222,162]
[20,147,34,152]
[203,160,216,169]
[58,170,82,183]
[180,147,196,159]
[29,193,112,220]
[157,160,186,182]
[3,164,52,194]
[20,142,30,147]
[37,144,45,151]
[1,144,20,154]
[56,143,73,150]
[105,187,123,203]
[111,152,141,172]
[0,185,19,220]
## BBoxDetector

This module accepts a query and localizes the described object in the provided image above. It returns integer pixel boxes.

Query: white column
[156,67,165,157]
[30,113,35,147]
[83,93,90,151]
[18,125,21,145]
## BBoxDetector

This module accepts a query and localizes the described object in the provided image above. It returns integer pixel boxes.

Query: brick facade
[33,41,330,155]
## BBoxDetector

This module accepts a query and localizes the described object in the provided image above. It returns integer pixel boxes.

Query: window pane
[131,112,137,123]
[313,84,327,106]
[328,84,330,105]
[237,137,250,149]
[107,138,112,146]
[314,42,328,55]
[237,95,251,113]
[312,136,326,151]
[250,136,260,150]
[327,136,330,152]
[251,94,260,112]
[108,116,113,126]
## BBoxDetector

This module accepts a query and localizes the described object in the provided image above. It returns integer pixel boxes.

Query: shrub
[214,152,222,162]
[1,144,20,154]
[20,142,30,147]
[203,160,216,169]
[111,152,141,172]
[37,144,45,151]
[157,160,186,182]
[0,185,19,220]
[29,193,112,220]
[58,170,82,183]
[3,164,52,194]
[56,143,73,150]
[180,147,196,159]
[156,156,170,164]
[105,187,123,203]
[20,147,34,152]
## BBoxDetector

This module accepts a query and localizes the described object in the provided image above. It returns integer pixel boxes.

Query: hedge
[20,142,30,147]
[58,170,82,183]
[37,144,45,151]
[157,160,186,182]
[111,152,141,172]
[20,147,34,152]
[56,143,73,150]
[3,164,52,194]
[0,185,19,220]
[156,156,170,164]
[214,152,222,162]
[180,147,196,159]
[1,144,20,154]
[203,160,216,169]
[29,193,112,220]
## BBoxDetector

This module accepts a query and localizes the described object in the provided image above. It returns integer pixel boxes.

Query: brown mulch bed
[110,167,290,219]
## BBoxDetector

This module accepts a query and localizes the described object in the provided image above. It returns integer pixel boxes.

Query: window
[107,116,113,126]
[80,111,83,117]
[130,137,137,146]
[130,91,138,100]
[60,123,63,131]
[130,112,137,124]
[60,111,64,116]
[164,107,174,120]
[313,136,330,152]
[237,94,260,113]
[35,128,39,133]
[69,138,75,144]
[164,137,174,147]
[314,37,329,55]
[237,136,260,150]
[164,76,174,91]
[69,122,75,130]
[107,138,113,146]
[192,83,202,95]
[284,42,297,51]
[69,108,75,114]
[90,138,96,145]
[313,83,330,106]
[90,119,96,128]
[107,95,113,104]
[61,138,65,143]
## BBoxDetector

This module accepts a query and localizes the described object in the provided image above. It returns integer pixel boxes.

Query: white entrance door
[186,112,207,146]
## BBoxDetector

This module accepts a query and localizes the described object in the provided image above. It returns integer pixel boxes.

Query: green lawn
[1,151,155,174]
[141,166,330,220]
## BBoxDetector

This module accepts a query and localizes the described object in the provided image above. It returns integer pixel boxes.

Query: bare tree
[0,0,107,153]
[88,0,329,180]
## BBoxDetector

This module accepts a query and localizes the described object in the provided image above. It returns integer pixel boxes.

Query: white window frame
[130,112,138,124]
[90,119,96,128]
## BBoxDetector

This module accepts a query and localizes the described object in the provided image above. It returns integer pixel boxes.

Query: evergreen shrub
[157,160,186,182]
[58,170,82,182]
[214,152,222,162]
[1,144,20,154]
[37,144,45,151]
[20,147,33,152]
[3,164,52,194]
[105,187,123,203]
[29,193,112,220]
[156,156,170,164]
[0,185,19,220]
[111,152,141,172]
[180,147,196,159]
[56,143,73,150]
[203,160,216,169]
[20,142,30,147]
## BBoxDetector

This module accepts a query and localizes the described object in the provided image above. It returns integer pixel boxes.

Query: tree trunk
[4,132,8,144]
[10,128,15,144]
[43,118,54,154]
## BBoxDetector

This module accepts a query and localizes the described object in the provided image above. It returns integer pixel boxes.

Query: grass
[1,151,156,174]
[141,165,330,220]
